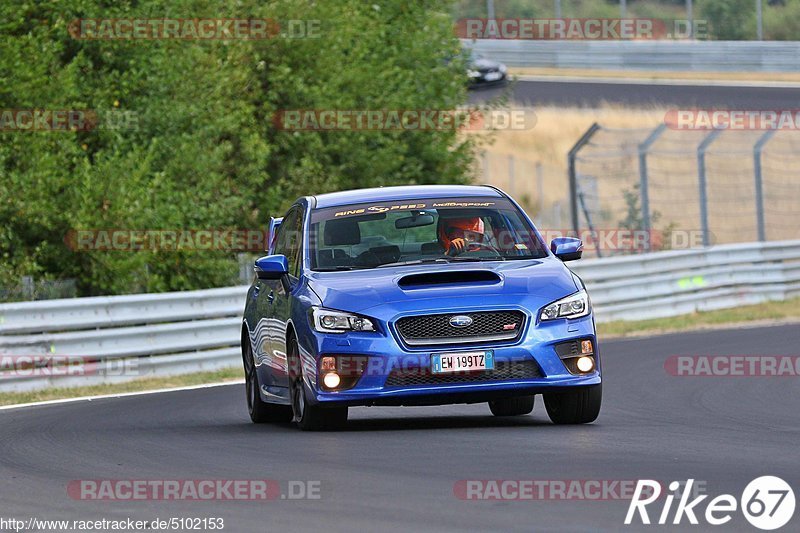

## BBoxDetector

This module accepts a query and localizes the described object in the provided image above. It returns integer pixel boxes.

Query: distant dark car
[466,49,508,89]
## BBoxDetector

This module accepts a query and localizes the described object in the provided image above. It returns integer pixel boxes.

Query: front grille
[395,310,525,346]
[384,359,542,388]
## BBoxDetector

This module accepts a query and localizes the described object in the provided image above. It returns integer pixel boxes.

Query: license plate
[484,72,502,81]
[431,351,494,374]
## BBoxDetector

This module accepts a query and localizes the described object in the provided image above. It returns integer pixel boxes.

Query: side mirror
[254,255,289,279]
[550,237,583,262]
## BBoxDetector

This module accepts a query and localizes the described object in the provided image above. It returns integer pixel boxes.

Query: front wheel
[543,384,602,424]
[288,337,348,431]
[243,336,293,424]
[488,395,535,416]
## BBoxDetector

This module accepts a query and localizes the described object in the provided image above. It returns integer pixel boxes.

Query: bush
[763,0,800,40]
[698,0,755,40]
[0,0,477,297]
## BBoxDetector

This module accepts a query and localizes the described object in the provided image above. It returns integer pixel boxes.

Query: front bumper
[302,313,601,407]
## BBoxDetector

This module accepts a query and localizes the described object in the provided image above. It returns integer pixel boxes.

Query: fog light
[580,340,593,354]
[321,356,336,372]
[323,372,341,389]
[576,356,595,373]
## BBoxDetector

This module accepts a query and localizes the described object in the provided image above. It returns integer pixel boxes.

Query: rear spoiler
[267,217,283,254]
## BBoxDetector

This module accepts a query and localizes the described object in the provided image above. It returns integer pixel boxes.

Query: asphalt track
[470,79,800,108]
[1,323,798,532]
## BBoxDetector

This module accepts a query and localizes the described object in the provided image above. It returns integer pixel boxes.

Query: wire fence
[566,124,800,256]
[0,277,78,302]
[478,151,571,232]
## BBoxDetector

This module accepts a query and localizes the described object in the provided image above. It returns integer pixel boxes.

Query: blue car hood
[305,259,579,315]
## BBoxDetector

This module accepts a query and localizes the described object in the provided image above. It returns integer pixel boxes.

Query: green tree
[0,0,477,297]
[698,0,755,40]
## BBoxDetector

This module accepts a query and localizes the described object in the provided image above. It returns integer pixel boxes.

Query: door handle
[267,291,275,303]
[252,285,260,299]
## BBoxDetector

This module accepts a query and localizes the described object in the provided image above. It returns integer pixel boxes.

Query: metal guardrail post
[577,189,602,259]
[753,130,776,242]
[568,123,600,235]
[508,155,515,196]
[697,129,722,248]
[637,124,667,251]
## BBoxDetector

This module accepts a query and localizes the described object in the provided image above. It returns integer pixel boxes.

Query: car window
[273,206,304,278]
[308,196,547,270]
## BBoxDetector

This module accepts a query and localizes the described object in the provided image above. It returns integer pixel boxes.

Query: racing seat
[324,218,361,246]
[317,248,352,268]
[420,242,444,255]
[369,245,401,265]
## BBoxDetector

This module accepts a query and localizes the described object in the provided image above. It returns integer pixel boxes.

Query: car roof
[312,185,503,209]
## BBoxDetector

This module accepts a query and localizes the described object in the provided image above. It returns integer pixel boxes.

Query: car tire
[544,384,602,424]
[242,333,293,424]
[488,395,535,416]
[287,337,348,431]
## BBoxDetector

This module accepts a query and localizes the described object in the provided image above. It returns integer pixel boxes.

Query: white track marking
[0,380,244,412]
[514,74,800,88]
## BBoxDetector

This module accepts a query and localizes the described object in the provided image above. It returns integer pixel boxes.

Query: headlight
[499,64,507,74]
[539,290,591,321]
[467,69,481,78]
[311,307,376,333]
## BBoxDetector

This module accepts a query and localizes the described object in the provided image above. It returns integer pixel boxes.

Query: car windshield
[309,196,548,270]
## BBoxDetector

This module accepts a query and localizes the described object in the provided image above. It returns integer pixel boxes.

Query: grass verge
[599,298,800,338]
[0,366,242,407]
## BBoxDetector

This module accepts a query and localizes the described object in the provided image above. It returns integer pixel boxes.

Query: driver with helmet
[437,217,486,255]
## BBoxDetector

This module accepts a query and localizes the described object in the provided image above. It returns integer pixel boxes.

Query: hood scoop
[398,270,501,289]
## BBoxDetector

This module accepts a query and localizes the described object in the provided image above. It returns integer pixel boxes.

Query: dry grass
[468,106,665,216]
[508,67,800,84]
[471,105,800,242]
[484,105,664,167]
[599,298,800,338]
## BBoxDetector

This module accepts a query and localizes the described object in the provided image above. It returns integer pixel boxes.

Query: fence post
[535,162,545,220]
[568,123,600,234]
[21,276,34,300]
[508,154,515,196]
[638,124,667,251]
[753,130,776,242]
[697,129,722,247]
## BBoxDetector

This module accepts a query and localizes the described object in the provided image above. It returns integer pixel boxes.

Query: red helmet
[438,217,485,251]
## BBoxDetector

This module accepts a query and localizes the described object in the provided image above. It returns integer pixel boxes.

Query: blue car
[241,185,601,430]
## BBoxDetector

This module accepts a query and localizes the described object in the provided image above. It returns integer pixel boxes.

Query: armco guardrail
[464,40,800,72]
[570,240,800,321]
[2,240,799,392]
[0,286,248,392]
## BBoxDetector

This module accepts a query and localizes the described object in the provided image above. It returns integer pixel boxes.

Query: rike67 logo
[626,477,795,530]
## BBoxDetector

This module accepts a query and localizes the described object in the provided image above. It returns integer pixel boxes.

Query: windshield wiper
[447,256,505,262]
[376,258,451,268]
[314,265,369,271]
[377,256,505,268]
